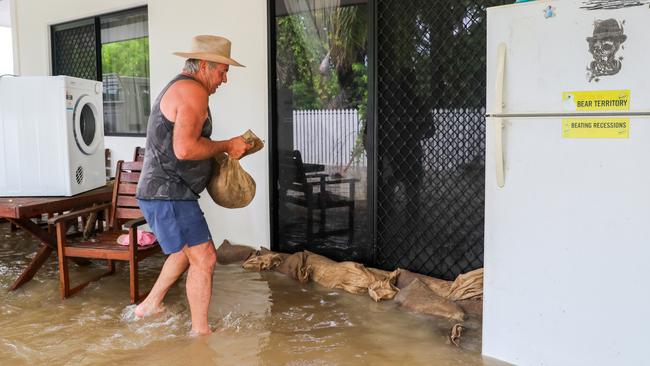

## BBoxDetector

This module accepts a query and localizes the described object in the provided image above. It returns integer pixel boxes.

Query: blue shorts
[137,199,212,254]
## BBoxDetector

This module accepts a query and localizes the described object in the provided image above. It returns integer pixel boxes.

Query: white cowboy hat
[173,35,245,67]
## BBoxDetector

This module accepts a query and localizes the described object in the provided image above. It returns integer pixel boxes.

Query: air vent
[75,166,84,185]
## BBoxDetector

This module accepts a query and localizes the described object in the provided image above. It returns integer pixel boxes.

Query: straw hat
[173,35,245,67]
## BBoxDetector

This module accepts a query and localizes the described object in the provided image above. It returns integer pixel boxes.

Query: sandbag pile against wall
[235,246,483,323]
[241,250,399,301]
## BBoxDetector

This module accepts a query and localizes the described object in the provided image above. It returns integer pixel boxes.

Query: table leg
[10,244,53,290]
[6,218,92,290]
[6,218,58,290]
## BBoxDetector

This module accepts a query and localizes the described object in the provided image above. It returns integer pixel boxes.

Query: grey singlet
[136,74,213,200]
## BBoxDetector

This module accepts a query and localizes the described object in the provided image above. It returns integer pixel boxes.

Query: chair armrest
[48,203,112,225]
[124,217,147,229]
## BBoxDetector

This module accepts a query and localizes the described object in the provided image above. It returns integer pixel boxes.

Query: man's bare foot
[134,301,165,318]
[189,328,213,337]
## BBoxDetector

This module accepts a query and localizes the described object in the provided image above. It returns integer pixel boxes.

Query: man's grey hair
[183,58,219,74]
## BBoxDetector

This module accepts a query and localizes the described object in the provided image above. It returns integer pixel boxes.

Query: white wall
[13,0,270,248]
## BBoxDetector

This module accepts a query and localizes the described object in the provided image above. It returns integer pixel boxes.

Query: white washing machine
[0,76,106,196]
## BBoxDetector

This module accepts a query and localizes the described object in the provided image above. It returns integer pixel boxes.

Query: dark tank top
[136,74,213,200]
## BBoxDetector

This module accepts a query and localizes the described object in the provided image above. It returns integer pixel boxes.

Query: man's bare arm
[171,83,247,160]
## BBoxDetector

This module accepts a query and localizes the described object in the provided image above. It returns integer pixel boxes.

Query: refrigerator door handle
[494,118,505,188]
[495,43,507,114]
[494,43,507,187]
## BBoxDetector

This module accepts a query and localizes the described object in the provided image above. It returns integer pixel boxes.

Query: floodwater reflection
[0,223,507,366]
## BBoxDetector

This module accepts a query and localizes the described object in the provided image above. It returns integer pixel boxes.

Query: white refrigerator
[484,1,650,365]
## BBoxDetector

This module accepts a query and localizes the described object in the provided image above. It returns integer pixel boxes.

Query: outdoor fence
[293,109,367,168]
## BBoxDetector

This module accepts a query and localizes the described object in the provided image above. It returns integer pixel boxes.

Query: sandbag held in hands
[208,130,264,208]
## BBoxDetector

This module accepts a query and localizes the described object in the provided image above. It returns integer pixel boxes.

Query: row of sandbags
[216,240,484,324]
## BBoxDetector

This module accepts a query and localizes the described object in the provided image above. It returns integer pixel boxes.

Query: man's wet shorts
[137,199,212,254]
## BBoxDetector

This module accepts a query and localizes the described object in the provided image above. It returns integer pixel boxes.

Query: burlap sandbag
[208,130,264,209]
[275,251,310,283]
[306,252,398,298]
[394,278,465,322]
[260,247,290,261]
[446,268,483,301]
[455,299,483,316]
[242,253,283,271]
[367,269,400,302]
[216,239,256,265]
[306,252,363,292]
[396,268,452,298]
[367,267,391,278]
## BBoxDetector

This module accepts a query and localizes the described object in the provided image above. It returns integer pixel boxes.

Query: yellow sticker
[562,118,629,139]
[562,90,630,111]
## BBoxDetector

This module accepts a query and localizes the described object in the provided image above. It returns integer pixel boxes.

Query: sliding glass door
[270,0,372,263]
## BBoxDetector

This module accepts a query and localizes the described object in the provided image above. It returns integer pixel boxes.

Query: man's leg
[183,240,217,335]
[135,251,189,317]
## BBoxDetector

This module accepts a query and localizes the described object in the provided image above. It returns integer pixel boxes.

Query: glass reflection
[274,0,370,262]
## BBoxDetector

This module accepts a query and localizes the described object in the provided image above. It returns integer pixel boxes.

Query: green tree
[275,5,367,111]
[101,37,150,77]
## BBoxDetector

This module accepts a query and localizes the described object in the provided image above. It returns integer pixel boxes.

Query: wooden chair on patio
[279,150,358,245]
[49,160,160,303]
[133,146,145,162]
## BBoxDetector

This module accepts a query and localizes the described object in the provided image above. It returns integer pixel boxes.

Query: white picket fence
[293,109,367,167]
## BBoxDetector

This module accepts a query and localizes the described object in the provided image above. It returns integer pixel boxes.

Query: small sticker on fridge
[562,90,630,112]
[562,118,629,139]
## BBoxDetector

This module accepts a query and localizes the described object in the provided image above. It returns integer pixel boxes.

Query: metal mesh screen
[52,21,97,80]
[375,0,508,279]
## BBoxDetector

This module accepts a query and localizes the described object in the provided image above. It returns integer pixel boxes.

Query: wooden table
[0,184,113,290]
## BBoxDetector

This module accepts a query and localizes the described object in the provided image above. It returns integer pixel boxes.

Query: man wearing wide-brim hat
[135,35,250,335]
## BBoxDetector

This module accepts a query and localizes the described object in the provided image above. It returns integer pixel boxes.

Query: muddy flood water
[0,223,509,366]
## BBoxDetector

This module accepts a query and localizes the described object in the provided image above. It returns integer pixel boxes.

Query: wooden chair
[279,150,358,245]
[105,148,112,180]
[133,146,145,162]
[49,160,160,303]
